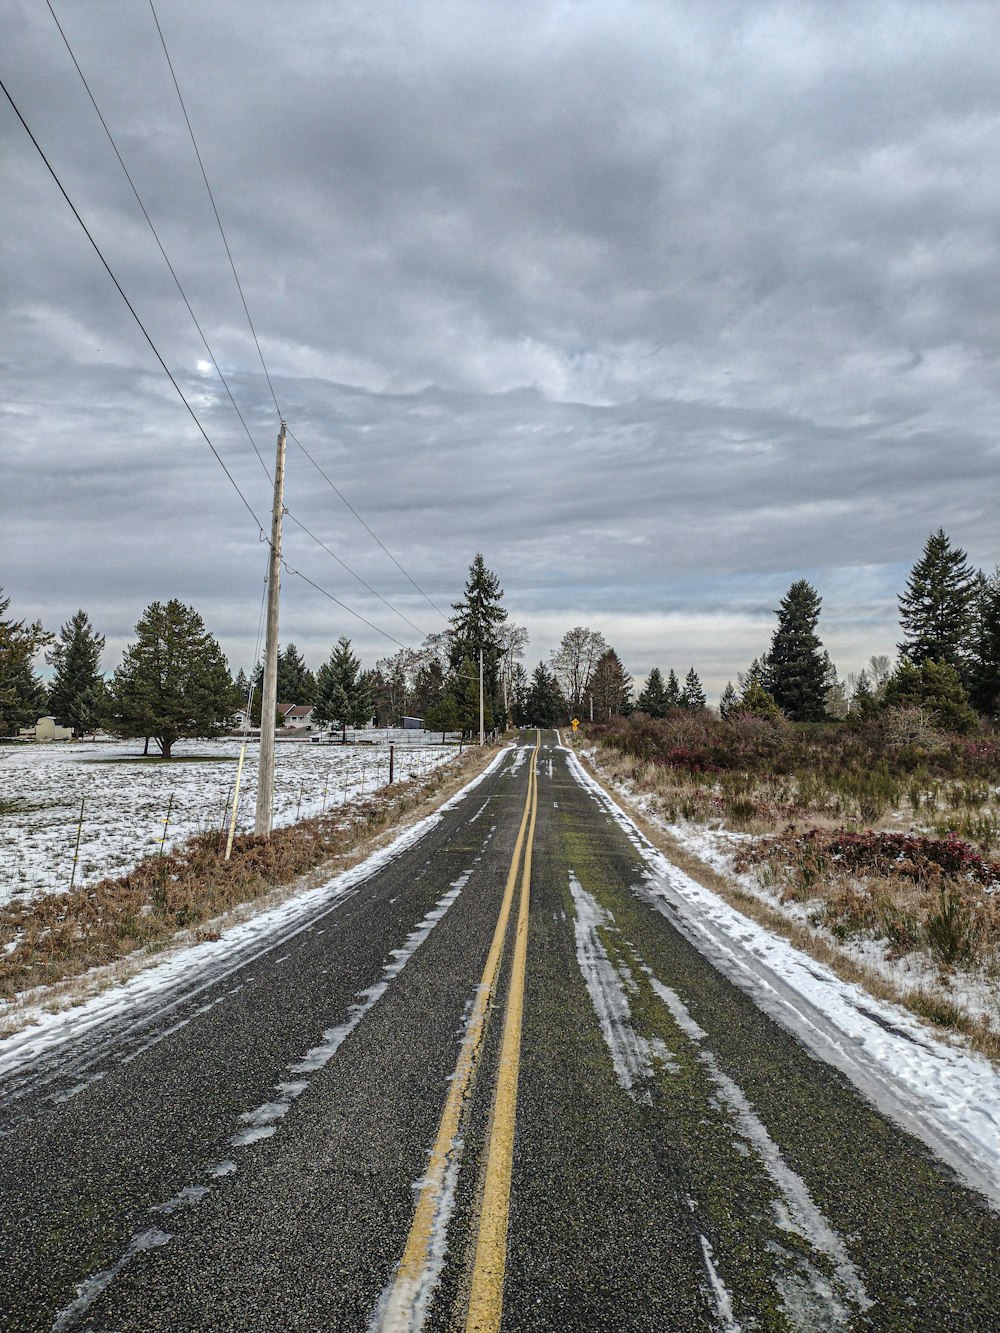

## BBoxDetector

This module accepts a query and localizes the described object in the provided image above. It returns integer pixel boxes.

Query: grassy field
[573,712,1000,1059]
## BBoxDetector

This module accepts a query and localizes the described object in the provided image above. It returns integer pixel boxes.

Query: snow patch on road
[569,874,675,1099]
[565,746,1000,1209]
[649,975,872,1325]
[699,1234,742,1332]
[51,1227,171,1331]
[290,866,475,1076]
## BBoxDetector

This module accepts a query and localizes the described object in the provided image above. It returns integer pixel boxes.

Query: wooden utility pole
[479,646,485,745]
[255,420,287,836]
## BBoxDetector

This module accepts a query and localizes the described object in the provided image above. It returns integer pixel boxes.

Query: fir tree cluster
[2,527,997,749]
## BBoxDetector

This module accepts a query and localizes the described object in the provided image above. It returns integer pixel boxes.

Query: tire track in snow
[568,873,871,1331]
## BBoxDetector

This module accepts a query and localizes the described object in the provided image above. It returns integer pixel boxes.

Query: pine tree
[0,590,50,736]
[276,643,316,705]
[107,600,240,757]
[680,668,706,710]
[314,637,373,740]
[443,656,493,739]
[411,658,446,719]
[764,580,828,721]
[882,659,977,734]
[969,568,1000,718]
[589,648,632,721]
[898,529,976,675]
[664,669,682,711]
[450,555,507,719]
[850,669,875,717]
[733,678,781,719]
[523,662,565,727]
[637,667,669,718]
[510,662,529,726]
[46,610,105,737]
[719,681,739,720]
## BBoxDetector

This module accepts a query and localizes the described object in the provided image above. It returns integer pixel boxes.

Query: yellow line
[465,732,539,1332]
[377,737,539,1329]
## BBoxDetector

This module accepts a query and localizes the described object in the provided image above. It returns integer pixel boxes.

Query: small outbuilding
[35,716,74,742]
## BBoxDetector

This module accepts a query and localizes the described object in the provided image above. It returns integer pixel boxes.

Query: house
[401,716,424,730]
[279,704,315,730]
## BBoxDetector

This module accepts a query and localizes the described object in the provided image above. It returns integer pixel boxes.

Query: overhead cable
[147,0,283,420]
[46,2,436,643]
[287,428,450,622]
[0,74,267,536]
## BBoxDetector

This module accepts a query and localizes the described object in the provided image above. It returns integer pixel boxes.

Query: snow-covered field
[0,734,458,906]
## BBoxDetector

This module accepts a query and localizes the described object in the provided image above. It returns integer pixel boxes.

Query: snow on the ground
[564,744,1000,1209]
[0,747,510,1064]
[0,734,458,906]
[578,747,1000,1033]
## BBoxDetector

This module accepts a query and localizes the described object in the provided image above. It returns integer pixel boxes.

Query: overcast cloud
[2,0,998,695]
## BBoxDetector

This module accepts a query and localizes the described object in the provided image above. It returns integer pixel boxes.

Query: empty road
[3,732,999,1331]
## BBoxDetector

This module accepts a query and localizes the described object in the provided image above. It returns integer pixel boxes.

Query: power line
[146,0,282,420]
[44,0,272,486]
[280,564,413,652]
[287,427,450,622]
[147,4,450,631]
[46,1,437,643]
[284,511,429,639]
[3,76,437,660]
[0,73,267,537]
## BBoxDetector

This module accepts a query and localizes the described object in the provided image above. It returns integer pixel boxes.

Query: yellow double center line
[378,735,539,1332]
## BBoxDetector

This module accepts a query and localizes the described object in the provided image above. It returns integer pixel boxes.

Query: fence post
[69,795,85,890]
[389,744,395,786]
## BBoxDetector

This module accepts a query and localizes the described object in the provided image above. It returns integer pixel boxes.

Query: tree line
[2,529,997,752]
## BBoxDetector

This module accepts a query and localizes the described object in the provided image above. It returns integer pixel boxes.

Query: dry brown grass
[571,741,1000,1065]
[0,743,501,1015]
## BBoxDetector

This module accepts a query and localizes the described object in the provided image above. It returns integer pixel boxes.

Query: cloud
[2,0,998,692]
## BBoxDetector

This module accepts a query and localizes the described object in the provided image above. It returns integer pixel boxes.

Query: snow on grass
[0,736,457,907]
[565,744,1000,1209]
[577,746,1000,1038]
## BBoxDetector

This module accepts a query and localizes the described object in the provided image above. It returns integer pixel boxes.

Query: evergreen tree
[969,568,1000,718]
[850,669,875,717]
[106,600,240,757]
[510,662,529,726]
[680,668,706,710]
[589,648,632,721]
[881,659,977,734]
[449,555,507,719]
[664,669,682,711]
[719,681,739,720]
[733,678,781,719]
[411,658,446,719]
[764,580,828,721]
[315,637,373,740]
[0,590,50,735]
[276,643,316,704]
[46,610,105,737]
[424,692,461,741]
[636,667,669,718]
[822,653,848,720]
[898,529,976,675]
[523,662,565,727]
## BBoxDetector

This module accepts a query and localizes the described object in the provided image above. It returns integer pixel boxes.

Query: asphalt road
[2,732,999,1331]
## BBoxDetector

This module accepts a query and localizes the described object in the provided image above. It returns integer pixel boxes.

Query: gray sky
[3,0,998,697]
